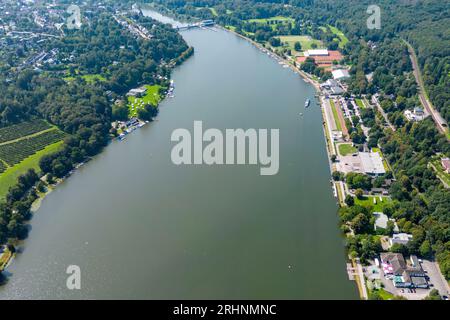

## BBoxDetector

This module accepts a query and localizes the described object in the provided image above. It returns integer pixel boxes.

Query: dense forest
[0,9,189,246]
[151,0,450,281]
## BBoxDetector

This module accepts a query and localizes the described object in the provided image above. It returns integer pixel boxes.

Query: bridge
[176,20,214,31]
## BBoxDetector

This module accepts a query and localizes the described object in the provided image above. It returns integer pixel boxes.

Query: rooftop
[359,152,386,175]
[332,69,350,80]
[304,49,329,56]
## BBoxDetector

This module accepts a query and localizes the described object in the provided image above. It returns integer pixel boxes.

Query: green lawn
[431,160,450,186]
[0,140,64,201]
[195,6,218,16]
[330,100,342,131]
[64,74,107,84]
[127,85,162,118]
[248,16,294,23]
[338,143,357,156]
[210,7,218,17]
[355,196,392,213]
[276,35,324,52]
[378,289,394,300]
[328,25,349,48]
[247,16,295,30]
[370,288,394,300]
[355,98,365,109]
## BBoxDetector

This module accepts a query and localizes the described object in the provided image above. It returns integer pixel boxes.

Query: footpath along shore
[219,25,363,298]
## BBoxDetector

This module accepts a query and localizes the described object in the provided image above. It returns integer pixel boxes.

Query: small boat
[305,99,311,108]
[299,112,303,116]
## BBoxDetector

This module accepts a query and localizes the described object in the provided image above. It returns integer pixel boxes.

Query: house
[126,87,147,98]
[404,107,426,122]
[441,158,450,174]
[380,253,428,289]
[389,233,413,247]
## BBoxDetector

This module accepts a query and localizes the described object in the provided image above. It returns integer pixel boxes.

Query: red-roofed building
[296,50,344,71]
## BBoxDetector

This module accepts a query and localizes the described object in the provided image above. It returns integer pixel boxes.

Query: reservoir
[0,10,357,299]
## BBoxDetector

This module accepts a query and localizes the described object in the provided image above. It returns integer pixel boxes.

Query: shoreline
[0,53,189,278]
[219,25,362,298]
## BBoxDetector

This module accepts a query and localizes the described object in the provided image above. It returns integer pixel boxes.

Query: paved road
[405,40,449,139]
[422,260,450,298]
[373,97,396,132]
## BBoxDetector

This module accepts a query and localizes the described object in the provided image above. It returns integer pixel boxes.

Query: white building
[359,152,386,176]
[389,233,413,247]
[404,107,426,122]
[126,87,147,97]
[332,69,350,80]
[304,49,328,57]
[337,152,386,176]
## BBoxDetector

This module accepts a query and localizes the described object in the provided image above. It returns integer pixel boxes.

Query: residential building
[126,87,147,97]
[404,107,426,122]
[389,233,413,247]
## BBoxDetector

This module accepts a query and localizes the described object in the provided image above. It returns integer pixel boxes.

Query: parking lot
[379,259,450,300]
[421,260,450,298]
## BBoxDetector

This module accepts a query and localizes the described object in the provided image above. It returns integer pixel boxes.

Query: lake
[0,10,357,299]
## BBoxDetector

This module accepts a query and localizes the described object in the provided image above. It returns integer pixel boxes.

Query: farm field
[0,119,51,144]
[276,35,324,52]
[128,85,162,118]
[0,121,66,200]
[0,130,66,166]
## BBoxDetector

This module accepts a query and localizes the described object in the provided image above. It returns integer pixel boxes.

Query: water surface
[0,11,357,299]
